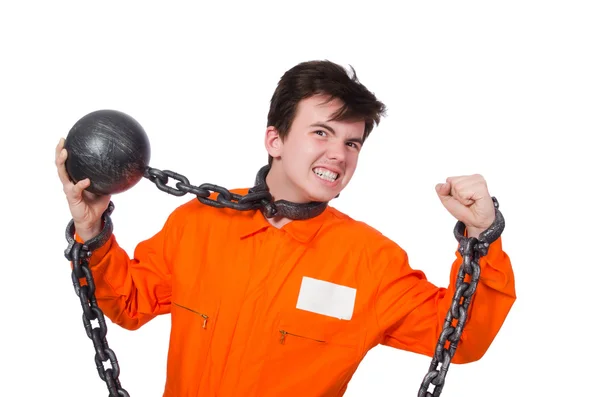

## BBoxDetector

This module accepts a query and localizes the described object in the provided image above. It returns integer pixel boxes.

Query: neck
[264,166,292,228]
[265,163,309,204]
[254,163,329,225]
[266,214,292,229]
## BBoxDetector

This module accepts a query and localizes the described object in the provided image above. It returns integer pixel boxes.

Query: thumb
[435,182,451,197]
[69,178,91,204]
[435,182,471,222]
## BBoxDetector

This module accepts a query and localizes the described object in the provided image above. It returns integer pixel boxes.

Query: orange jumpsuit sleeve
[73,204,187,331]
[374,236,516,364]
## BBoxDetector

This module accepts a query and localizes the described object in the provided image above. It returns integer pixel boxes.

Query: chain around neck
[250,164,329,220]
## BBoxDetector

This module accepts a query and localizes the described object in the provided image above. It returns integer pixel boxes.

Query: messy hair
[267,60,387,165]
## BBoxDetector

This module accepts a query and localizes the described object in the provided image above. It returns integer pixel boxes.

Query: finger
[56,147,74,186]
[436,182,464,211]
[438,193,474,224]
[439,178,475,205]
[55,138,65,167]
[447,174,486,190]
[445,176,473,195]
[446,176,482,206]
[452,183,476,205]
[452,177,487,205]
[70,178,91,200]
[445,175,469,186]
[54,137,64,159]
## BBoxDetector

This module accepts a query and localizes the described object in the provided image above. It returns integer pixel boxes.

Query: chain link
[143,165,328,219]
[144,167,271,211]
[64,203,130,397]
[418,197,505,397]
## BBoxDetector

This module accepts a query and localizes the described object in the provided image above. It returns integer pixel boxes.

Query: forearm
[377,238,516,364]
[450,237,516,363]
[73,233,172,330]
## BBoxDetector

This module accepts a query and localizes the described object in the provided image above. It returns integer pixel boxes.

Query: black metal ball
[64,109,151,195]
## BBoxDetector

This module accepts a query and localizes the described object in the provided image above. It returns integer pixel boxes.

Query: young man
[55,60,516,396]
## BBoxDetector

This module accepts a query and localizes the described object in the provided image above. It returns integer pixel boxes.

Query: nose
[326,140,346,162]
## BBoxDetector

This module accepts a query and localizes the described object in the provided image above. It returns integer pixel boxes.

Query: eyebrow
[310,122,364,145]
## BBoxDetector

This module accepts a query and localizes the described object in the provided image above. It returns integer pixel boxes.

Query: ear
[264,126,282,159]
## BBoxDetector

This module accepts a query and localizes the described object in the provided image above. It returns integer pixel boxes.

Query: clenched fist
[435,174,496,239]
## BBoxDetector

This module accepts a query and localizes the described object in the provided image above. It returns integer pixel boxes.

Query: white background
[1,1,598,396]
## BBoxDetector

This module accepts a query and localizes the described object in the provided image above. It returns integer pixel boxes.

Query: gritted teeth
[313,167,339,182]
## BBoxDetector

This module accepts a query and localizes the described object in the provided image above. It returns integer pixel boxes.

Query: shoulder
[322,205,409,277]
[325,206,406,254]
[325,206,386,241]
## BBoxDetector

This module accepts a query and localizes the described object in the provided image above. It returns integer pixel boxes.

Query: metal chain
[144,167,273,211]
[62,164,322,395]
[142,165,329,220]
[64,163,504,397]
[64,202,129,397]
[418,197,505,397]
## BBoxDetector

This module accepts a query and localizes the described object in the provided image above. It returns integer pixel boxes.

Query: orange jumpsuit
[78,188,516,396]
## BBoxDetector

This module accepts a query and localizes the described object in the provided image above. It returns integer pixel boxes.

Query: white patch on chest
[296,276,356,320]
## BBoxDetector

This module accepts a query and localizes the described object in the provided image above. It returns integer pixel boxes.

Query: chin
[307,188,341,203]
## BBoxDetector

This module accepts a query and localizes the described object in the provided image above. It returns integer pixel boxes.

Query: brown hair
[267,60,387,165]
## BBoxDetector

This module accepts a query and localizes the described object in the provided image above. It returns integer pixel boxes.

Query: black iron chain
[64,202,130,397]
[418,197,505,397]
[144,167,274,212]
[64,164,504,397]
[62,164,323,395]
[143,164,329,220]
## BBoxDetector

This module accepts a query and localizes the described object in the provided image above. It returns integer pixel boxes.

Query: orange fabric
[77,188,516,396]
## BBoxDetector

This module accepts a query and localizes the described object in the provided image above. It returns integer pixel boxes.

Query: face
[265,95,365,203]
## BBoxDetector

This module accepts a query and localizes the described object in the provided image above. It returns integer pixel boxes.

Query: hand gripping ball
[64,109,151,195]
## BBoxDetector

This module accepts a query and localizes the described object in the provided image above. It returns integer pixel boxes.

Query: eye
[314,130,327,136]
[346,142,361,150]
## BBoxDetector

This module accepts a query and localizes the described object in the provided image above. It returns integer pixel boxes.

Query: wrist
[466,226,485,239]
[75,221,103,242]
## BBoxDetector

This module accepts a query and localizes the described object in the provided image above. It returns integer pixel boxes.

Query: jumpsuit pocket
[164,299,221,396]
[257,309,363,396]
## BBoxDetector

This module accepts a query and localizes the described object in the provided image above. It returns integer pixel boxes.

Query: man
[55,60,516,396]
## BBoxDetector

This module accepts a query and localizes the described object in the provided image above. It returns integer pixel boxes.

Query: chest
[172,225,376,339]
